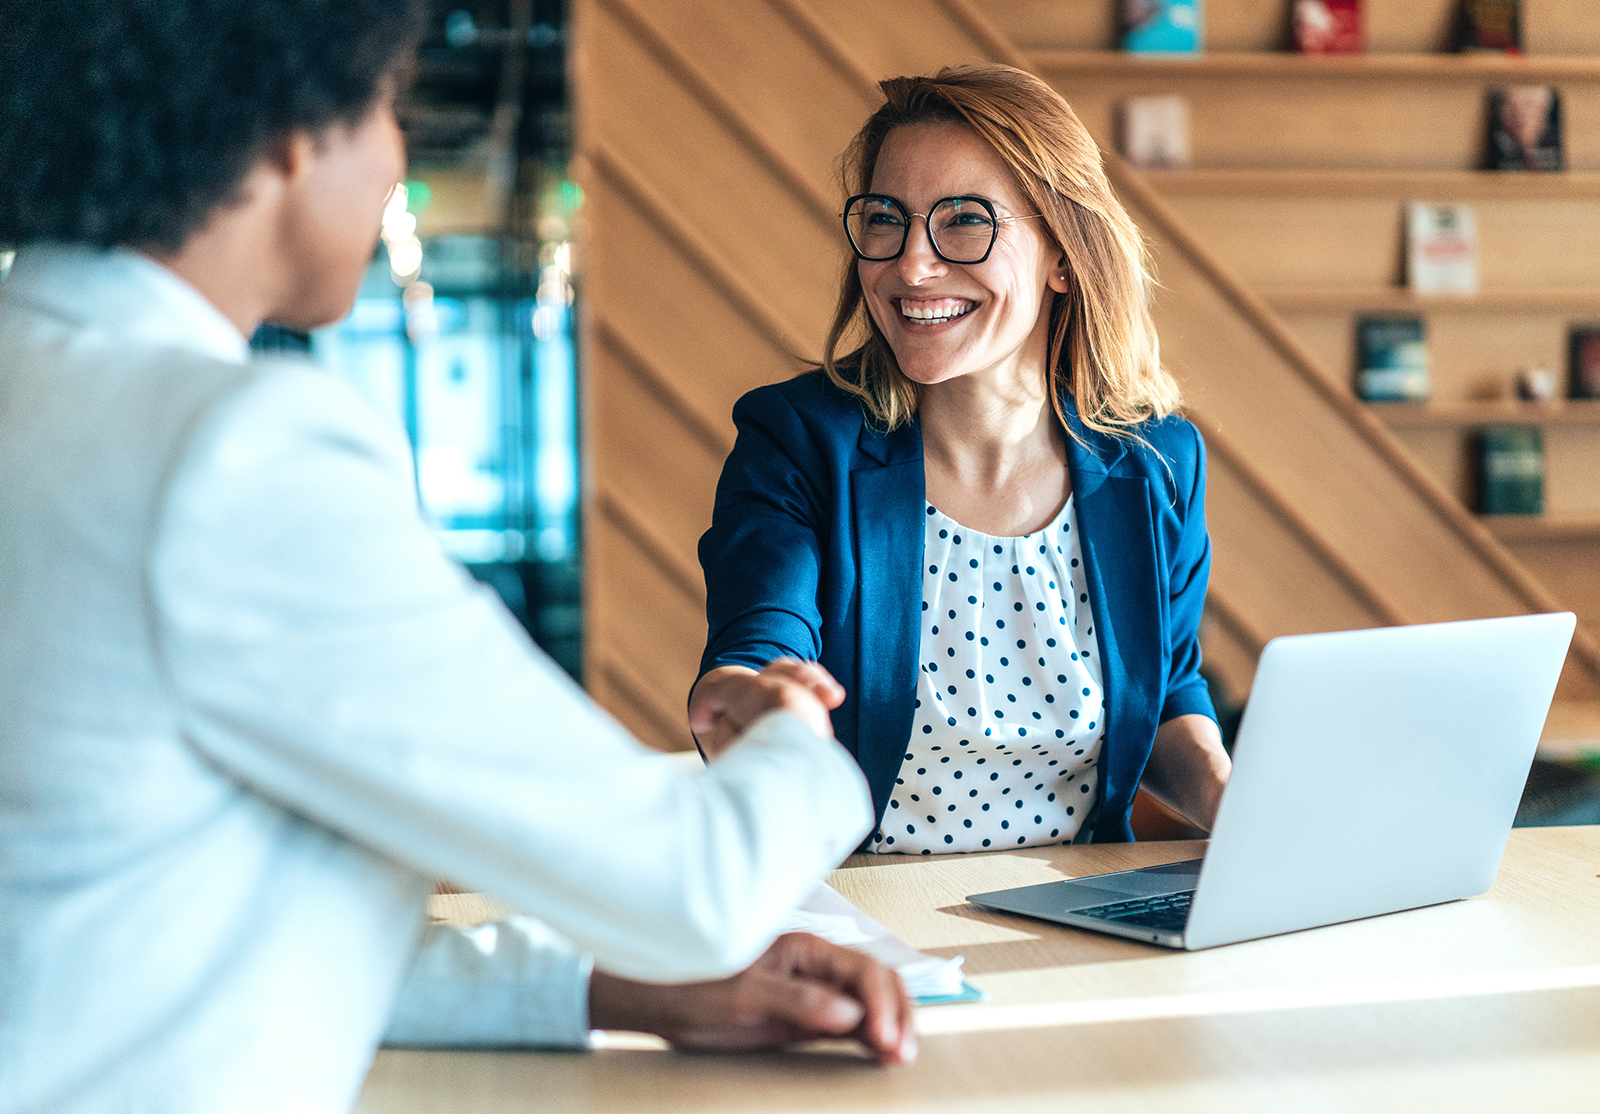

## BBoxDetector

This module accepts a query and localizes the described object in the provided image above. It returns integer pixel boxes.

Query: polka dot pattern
[870,497,1105,855]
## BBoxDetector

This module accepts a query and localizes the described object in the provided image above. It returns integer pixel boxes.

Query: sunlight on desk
[367,828,1600,1114]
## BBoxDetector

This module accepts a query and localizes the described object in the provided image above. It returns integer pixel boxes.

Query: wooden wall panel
[1504,536,1600,635]
[587,507,707,751]
[1389,427,1475,513]
[584,181,799,433]
[589,339,728,563]
[803,0,994,83]
[1544,430,1600,519]
[649,2,876,187]
[577,0,1600,751]
[1204,451,1393,637]
[585,0,839,349]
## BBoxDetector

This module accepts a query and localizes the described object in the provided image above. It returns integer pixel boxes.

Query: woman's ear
[1047,253,1072,295]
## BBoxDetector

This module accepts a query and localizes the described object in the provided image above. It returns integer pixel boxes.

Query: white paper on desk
[779,882,965,1001]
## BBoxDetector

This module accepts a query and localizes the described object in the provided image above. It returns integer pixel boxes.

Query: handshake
[589,658,916,1065]
[615,658,914,1064]
[689,658,848,761]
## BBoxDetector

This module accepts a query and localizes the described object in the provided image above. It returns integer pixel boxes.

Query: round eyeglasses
[841,193,1042,265]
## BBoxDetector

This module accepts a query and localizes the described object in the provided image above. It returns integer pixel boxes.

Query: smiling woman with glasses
[690,64,1231,854]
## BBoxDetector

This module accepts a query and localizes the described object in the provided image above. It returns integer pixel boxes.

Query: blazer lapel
[851,420,925,819]
[1063,410,1162,840]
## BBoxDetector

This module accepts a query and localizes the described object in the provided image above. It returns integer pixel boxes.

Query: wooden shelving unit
[1369,399,1600,427]
[1484,515,1600,540]
[1032,50,1600,81]
[1149,169,1600,198]
[1033,25,1600,641]
[1262,287,1600,312]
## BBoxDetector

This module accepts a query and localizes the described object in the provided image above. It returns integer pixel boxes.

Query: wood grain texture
[361,829,1600,1113]
[577,0,1600,744]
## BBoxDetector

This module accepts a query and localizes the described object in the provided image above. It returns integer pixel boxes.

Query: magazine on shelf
[1407,202,1479,295]
[1356,316,1429,402]
[1455,0,1521,53]
[1488,85,1563,172]
[1477,426,1543,515]
[1118,95,1191,169]
[1293,0,1363,54]
[1569,326,1600,399]
[1121,0,1202,55]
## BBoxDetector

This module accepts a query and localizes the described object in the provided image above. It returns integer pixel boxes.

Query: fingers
[762,933,917,1065]
[758,658,846,710]
[688,662,847,758]
[601,934,915,1065]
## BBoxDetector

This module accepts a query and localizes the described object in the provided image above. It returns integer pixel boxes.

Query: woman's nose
[896,215,947,285]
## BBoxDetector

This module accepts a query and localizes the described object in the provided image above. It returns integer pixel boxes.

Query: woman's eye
[866,211,906,229]
[946,210,995,228]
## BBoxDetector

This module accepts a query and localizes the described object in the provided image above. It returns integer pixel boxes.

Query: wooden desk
[358,827,1600,1112]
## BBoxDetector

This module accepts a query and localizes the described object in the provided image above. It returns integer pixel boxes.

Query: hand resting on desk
[588,932,916,1065]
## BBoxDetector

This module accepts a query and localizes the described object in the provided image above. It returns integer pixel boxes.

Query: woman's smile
[896,296,977,328]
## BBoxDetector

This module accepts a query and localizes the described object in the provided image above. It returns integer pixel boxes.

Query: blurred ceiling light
[381,182,425,284]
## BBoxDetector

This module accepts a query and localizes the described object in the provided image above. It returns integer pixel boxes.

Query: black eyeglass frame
[840,193,1041,266]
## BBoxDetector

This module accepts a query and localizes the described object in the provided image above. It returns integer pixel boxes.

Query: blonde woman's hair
[822,64,1182,436]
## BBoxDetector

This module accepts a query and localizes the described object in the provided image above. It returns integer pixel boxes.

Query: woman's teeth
[901,301,973,324]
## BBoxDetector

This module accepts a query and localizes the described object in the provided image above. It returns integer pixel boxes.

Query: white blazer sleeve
[384,918,593,1048]
[147,365,873,982]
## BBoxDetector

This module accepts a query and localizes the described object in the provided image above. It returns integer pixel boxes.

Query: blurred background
[252,0,582,678]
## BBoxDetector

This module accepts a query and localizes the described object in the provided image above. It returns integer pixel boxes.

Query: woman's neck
[918,371,1071,537]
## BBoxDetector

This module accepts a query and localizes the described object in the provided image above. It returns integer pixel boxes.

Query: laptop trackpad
[1057,859,1202,909]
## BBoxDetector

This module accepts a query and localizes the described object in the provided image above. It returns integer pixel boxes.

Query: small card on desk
[781,882,984,1005]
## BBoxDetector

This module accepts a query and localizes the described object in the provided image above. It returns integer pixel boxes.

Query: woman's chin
[884,349,960,387]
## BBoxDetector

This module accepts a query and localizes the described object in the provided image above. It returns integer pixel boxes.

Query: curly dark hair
[0,0,426,251]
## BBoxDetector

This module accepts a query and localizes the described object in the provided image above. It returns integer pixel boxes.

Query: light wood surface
[362,827,1600,1112]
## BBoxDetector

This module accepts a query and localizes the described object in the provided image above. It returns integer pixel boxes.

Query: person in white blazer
[0,2,913,1111]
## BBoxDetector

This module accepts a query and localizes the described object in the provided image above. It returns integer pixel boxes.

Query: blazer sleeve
[1159,419,1217,726]
[149,365,874,984]
[697,385,833,676]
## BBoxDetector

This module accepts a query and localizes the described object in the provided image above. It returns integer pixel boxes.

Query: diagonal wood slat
[576,0,1600,751]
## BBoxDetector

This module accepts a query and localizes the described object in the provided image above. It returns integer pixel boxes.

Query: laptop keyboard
[1075,889,1194,933]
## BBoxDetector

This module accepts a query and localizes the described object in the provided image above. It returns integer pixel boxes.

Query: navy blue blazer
[697,371,1216,843]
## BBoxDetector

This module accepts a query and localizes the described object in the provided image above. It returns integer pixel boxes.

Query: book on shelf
[1455,0,1520,54]
[1118,96,1190,169]
[1488,86,1563,172]
[1476,426,1543,515]
[1570,326,1600,399]
[1356,316,1429,402]
[1406,202,1478,295]
[1293,0,1362,54]
[1121,0,1201,55]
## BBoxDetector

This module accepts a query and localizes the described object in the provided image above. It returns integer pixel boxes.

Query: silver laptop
[967,613,1575,950]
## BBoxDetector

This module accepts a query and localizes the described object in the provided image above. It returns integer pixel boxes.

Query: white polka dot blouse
[869,496,1105,855]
